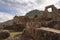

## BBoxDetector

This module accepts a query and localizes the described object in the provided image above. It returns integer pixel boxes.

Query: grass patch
[10,32,22,37]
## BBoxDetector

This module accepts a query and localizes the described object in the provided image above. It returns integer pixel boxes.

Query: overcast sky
[0,0,60,22]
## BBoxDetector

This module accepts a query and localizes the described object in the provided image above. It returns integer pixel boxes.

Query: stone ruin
[44,5,60,21]
[24,5,60,40]
[4,16,30,32]
[25,22,60,40]
[4,5,60,40]
[12,5,60,29]
[13,16,30,25]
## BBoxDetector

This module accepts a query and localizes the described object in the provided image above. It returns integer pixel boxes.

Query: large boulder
[0,30,10,39]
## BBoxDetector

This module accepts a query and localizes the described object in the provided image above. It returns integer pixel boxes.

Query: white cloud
[0,0,60,16]
[0,0,60,22]
[55,0,60,9]
[0,12,14,22]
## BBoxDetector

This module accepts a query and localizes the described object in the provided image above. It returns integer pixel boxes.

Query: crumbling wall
[13,16,31,29]
[44,5,60,21]
[13,16,30,25]
[8,16,30,31]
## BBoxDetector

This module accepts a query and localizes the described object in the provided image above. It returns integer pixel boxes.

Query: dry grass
[10,32,22,37]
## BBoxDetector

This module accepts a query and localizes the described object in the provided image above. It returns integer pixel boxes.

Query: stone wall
[13,16,30,25]
[35,27,60,40]
[25,23,60,40]
[44,5,60,21]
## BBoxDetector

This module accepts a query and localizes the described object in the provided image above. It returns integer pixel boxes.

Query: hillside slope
[26,9,44,18]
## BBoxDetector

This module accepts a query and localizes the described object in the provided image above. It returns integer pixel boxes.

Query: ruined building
[9,5,60,40]
[13,5,60,29]
[24,5,60,40]
[44,5,60,21]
